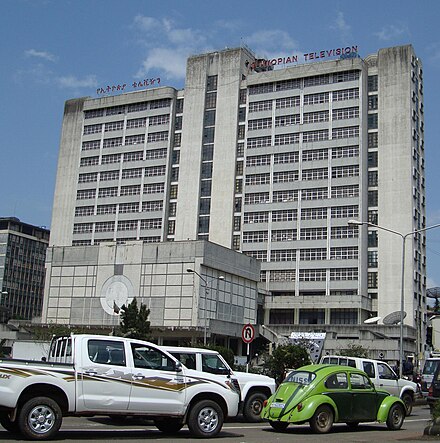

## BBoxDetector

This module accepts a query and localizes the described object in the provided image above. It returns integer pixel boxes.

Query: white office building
[43,44,425,359]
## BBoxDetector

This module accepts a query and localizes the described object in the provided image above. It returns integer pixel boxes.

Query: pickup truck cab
[162,345,276,422]
[0,334,239,440]
[320,355,419,415]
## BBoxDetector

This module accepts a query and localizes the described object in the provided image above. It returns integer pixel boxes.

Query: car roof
[161,345,219,355]
[296,363,368,377]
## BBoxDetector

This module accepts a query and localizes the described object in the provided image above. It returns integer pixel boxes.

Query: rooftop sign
[250,45,359,71]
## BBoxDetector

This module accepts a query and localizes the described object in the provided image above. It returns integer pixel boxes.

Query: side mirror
[175,361,183,372]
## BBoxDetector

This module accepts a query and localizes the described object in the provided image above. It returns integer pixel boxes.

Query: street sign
[242,324,255,344]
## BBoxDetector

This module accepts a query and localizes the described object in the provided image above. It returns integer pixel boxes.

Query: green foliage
[265,344,311,385]
[339,343,369,358]
[119,298,151,340]
[206,345,235,369]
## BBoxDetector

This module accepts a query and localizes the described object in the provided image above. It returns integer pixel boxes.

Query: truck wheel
[18,396,62,440]
[386,403,405,430]
[0,412,20,433]
[401,392,413,416]
[187,399,224,438]
[154,418,184,434]
[243,392,267,422]
[309,405,334,434]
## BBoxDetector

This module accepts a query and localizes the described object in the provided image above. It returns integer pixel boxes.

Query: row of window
[83,115,170,135]
[247,126,359,148]
[245,247,358,261]
[74,201,163,217]
[73,218,162,233]
[72,236,161,246]
[80,148,167,166]
[248,107,359,130]
[248,71,360,95]
[78,166,167,183]
[84,99,171,119]
[77,183,165,199]
[242,226,358,243]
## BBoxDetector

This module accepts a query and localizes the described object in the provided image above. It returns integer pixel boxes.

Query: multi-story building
[0,217,49,322]
[44,44,425,359]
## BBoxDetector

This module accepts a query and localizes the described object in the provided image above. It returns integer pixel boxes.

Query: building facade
[0,217,49,322]
[46,44,425,359]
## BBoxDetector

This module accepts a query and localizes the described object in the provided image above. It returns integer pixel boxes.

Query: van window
[363,362,375,378]
[347,359,356,368]
[423,359,440,375]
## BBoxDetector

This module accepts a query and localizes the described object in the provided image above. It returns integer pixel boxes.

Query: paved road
[0,405,436,442]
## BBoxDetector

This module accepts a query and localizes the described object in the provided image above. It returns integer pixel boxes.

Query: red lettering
[277,58,283,65]
[320,51,325,58]
[336,48,341,55]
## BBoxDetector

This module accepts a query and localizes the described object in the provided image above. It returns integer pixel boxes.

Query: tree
[339,343,369,358]
[265,344,311,385]
[119,298,151,340]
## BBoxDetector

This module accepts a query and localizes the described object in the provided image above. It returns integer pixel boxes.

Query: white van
[421,358,440,397]
[320,355,419,415]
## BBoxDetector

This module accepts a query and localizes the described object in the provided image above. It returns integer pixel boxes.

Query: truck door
[376,362,400,396]
[76,338,132,412]
[128,343,186,414]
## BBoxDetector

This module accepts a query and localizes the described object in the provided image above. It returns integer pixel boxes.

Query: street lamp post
[348,219,440,378]
[187,269,224,345]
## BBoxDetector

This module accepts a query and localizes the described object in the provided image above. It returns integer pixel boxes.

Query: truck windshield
[423,360,440,375]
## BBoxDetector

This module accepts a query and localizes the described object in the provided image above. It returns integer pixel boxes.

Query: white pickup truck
[0,334,239,440]
[162,345,276,422]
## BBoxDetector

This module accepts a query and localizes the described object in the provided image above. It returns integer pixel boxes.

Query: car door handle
[84,369,98,376]
[133,374,145,380]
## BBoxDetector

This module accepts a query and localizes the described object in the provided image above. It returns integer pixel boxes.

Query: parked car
[427,362,440,412]
[161,345,276,422]
[320,355,419,415]
[261,364,406,434]
[422,358,440,398]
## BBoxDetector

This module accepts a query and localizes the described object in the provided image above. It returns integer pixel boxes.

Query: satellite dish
[383,311,406,325]
[364,316,381,324]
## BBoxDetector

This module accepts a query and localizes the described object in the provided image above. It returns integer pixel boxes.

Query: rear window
[423,359,440,375]
[285,370,316,385]
[321,356,356,368]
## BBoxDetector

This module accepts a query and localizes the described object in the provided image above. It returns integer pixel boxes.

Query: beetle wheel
[309,405,334,434]
[269,420,289,432]
[386,403,405,430]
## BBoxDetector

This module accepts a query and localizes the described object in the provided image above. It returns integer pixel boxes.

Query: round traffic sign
[242,324,255,344]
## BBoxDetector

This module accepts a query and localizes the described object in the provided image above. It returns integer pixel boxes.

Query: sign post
[242,324,255,373]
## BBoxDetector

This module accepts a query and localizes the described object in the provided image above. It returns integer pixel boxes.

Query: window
[249,100,272,112]
[368,95,378,110]
[106,105,126,116]
[83,124,102,135]
[334,70,360,82]
[144,183,165,194]
[145,165,166,177]
[245,173,270,185]
[301,207,327,220]
[333,88,359,101]
[302,149,328,161]
[82,140,101,151]
[117,220,138,231]
[275,114,300,127]
[276,96,300,108]
[273,171,299,183]
[274,152,299,164]
[301,188,328,200]
[78,172,98,183]
[331,185,359,198]
[330,268,358,281]
[142,201,163,212]
[368,190,378,206]
[77,189,96,200]
[330,247,358,260]
[75,206,94,216]
[103,137,123,148]
[127,102,148,113]
[100,170,119,181]
[88,340,126,366]
[368,132,378,149]
[149,114,170,126]
[303,111,329,124]
[131,343,175,371]
[119,202,139,213]
[331,205,358,218]
[302,168,328,181]
[248,118,272,130]
[332,126,359,139]
[80,156,99,167]
[246,154,270,167]
[239,89,247,105]
[332,146,359,159]
[300,248,327,260]
[368,151,378,167]
[332,165,359,178]
[95,221,115,232]
[140,219,162,230]
[247,136,272,149]
[206,75,218,91]
[368,230,378,247]
[269,270,295,282]
[303,92,329,105]
[84,108,104,119]
[300,227,327,240]
[269,309,294,325]
[199,198,211,215]
[299,309,325,324]
[332,107,359,120]
[303,130,328,143]
[350,373,373,390]
[299,269,326,281]
[276,79,300,91]
[368,171,378,187]
[368,75,378,92]
[243,212,269,224]
[368,250,378,267]
[368,210,378,224]
[249,83,274,95]
[205,93,217,109]
[242,231,268,243]
[126,118,146,129]
[97,204,117,215]
[73,223,93,234]
[273,190,298,202]
[275,133,300,145]
[304,74,330,87]
[368,114,378,129]
[173,133,182,147]
[149,98,171,109]
[98,187,118,198]
[331,226,358,239]
[120,185,141,196]
[147,131,168,143]
[105,121,124,132]
[271,229,296,242]
[244,192,270,204]
[122,168,142,179]
[272,209,297,222]
[270,249,296,261]
[123,151,143,162]
[331,310,358,325]
[146,148,167,160]
[325,372,348,389]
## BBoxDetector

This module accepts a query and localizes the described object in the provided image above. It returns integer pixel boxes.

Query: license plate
[271,402,285,408]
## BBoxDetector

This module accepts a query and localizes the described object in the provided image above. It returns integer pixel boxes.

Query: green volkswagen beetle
[261,364,406,433]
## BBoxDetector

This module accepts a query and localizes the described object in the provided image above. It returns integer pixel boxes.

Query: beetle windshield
[285,370,316,385]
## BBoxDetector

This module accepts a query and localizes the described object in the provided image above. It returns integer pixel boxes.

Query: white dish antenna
[364,316,381,324]
[383,311,406,325]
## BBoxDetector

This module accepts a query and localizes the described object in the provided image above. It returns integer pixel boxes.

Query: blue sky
[2,0,440,287]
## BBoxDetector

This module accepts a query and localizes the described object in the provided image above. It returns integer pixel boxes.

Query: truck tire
[243,392,267,422]
[18,396,62,440]
[0,412,20,434]
[187,399,224,438]
[401,392,413,416]
[154,418,184,434]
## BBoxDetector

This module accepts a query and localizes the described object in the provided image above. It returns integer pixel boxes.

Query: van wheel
[243,392,267,422]
[18,396,62,440]
[154,418,184,434]
[187,400,223,438]
[401,393,413,415]
[0,412,20,433]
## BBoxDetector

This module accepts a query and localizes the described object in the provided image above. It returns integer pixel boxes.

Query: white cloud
[135,48,188,80]
[374,24,409,41]
[245,30,298,55]
[25,49,57,62]
[330,12,351,42]
[427,277,440,290]
[55,75,98,88]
